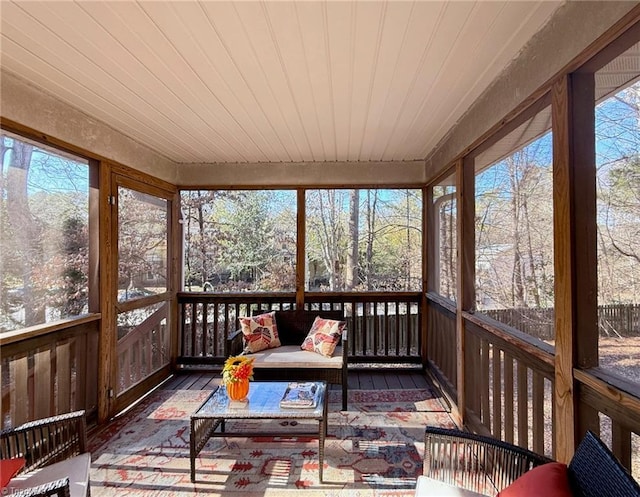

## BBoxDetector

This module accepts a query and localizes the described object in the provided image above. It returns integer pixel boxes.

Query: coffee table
[190,380,328,483]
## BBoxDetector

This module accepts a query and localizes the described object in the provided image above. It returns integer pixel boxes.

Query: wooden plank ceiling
[0,1,562,165]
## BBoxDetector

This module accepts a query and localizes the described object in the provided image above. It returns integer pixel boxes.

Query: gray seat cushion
[6,453,90,497]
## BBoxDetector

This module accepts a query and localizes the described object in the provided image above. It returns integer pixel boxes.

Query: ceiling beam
[175,160,426,188]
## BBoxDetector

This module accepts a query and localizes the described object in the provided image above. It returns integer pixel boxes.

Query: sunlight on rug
[89,386,455,496]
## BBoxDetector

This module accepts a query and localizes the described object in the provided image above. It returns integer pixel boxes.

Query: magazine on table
[280,382,318,408]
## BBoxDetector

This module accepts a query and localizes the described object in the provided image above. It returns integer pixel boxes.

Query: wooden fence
[484,303,640,340]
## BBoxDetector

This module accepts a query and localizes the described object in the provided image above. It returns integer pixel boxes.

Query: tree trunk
[7,140,44,325]
[509,157,526,308]
[405,189,411,289]
[346,189,359,290]
[522,195,541,307]
[196,195,209,288]
[365,190,378,290]
[0,139,8,318]
[318,191,340,290]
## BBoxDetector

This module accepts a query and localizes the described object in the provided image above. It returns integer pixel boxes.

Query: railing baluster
[492,346,502,439]
[56,341,70,413]
[180,303,187,356]
[396,302,401,356]
[34,348,51,420]
[202,302,208,358]
[480,339,490,429]
[406,302,411,357]
[190,303,197,357]
[350,300,357,357]
[213,303,219,357]
[362,301,368,357]
[224,304,230,351]
[517,362,528,449]
[384,301,389,356]
[373,300,379,356]
[504,353,514,444]
[612,422,632,471]
[532,372,544,454]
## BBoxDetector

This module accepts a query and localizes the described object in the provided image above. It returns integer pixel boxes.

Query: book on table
[280,382,318,408]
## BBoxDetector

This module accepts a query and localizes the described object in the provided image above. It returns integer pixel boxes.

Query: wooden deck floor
[162,369,433,392]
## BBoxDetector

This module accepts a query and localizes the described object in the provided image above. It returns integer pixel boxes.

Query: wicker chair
[422,427,640,497]
[423,426,551,495]
[567,430,640,497]
[0,410,90,497]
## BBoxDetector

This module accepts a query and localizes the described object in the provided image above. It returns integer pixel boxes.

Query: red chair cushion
[1,458,26,488]
[497,462,572,497]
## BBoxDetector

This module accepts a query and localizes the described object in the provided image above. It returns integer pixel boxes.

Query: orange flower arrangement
[222,355,255,384]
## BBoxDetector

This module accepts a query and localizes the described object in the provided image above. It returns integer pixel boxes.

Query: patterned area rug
[89,386,454,496]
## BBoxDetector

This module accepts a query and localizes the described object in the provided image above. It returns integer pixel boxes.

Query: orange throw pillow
[497,462,572,497]
[1,457,26,488]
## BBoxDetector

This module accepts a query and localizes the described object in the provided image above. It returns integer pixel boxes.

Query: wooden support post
[456,158,475,425]
[97,161,115,423]
[170,191,182,367]
[552,72,598,462]
[423,186,433,367]
[425,186,436,293]
[296,189,306,310]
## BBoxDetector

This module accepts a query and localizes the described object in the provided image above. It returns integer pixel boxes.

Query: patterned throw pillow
[300,316,346,357]
[239,311,281,353]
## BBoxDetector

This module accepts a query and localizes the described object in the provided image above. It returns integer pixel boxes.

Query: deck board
[161,369,432,393]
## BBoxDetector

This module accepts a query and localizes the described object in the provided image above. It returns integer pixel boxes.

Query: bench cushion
[6,452,90,497]
[249,345,344,369]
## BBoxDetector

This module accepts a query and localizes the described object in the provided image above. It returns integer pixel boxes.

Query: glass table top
[193,381,327,419]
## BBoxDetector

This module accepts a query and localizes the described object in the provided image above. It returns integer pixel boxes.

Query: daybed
[418,426,640,497]
[227,309,348,410]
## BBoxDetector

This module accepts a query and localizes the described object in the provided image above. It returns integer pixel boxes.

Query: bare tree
[596,82,640,304]
[5,139,46,325]
[345,189,359,290]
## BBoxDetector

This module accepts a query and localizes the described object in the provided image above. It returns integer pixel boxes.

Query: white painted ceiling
[0,1,562,165]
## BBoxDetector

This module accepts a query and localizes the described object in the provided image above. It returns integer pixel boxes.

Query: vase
[226,379,250,401]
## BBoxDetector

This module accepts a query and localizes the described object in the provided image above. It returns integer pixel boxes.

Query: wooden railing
[464,314,555,456]
[574,369,640,475]
[426,296,457,395]
[427,293,640,472]
[116,303,169,395]
[176,291,422,366]
[428,294,556,457]
[0,315,100,429]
